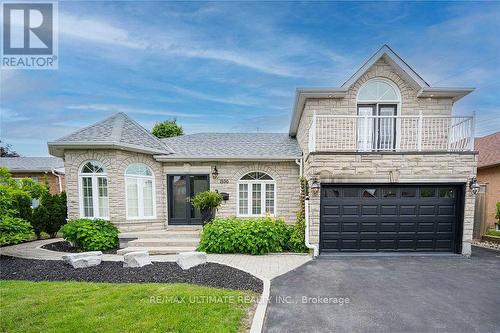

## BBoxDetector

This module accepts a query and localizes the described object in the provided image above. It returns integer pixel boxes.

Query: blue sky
[1,1,499,156]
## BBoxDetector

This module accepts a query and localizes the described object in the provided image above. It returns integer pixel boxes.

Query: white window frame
[237,172,276,217]
[78,160,109,219]
[125,164,156,220]
[356,78,402,151]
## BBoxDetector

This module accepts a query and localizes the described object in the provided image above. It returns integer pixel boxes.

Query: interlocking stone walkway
[0,239,311,280]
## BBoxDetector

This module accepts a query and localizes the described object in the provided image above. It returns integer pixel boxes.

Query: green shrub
[60,219,119,251]
[191,191,223,211]
[198,217,290,255]
[32,191,67,238]
[495,202,500,225]
[486,229,500,237]
[0,216,34,246]
[287,217,308,253]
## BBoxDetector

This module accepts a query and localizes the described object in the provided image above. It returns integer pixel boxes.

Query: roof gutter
[417,87,475,102]
[289,88,348,136]
[48,141,170,157]
[153,155,301,162]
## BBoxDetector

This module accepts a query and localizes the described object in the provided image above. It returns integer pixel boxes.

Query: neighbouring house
[474,132,500,232]
[48,45,478,256]
[0,157,66,193]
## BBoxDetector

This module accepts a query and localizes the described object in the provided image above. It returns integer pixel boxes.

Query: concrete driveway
[263,247,500,333]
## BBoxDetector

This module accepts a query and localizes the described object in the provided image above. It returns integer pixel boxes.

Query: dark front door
[168,174,210,225]
[320,184,463,253]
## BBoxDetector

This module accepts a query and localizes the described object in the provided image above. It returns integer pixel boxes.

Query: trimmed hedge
[60,219,119,251]
[0,216,34,246]
[198,217,309,255]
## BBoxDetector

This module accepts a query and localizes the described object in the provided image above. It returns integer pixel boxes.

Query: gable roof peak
[341,44,430,90]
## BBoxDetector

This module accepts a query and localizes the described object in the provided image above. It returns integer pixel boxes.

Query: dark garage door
[320,185,462,253]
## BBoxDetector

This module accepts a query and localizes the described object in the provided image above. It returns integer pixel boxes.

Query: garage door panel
[320,185,461,253]
[419,205,436,215]
[438,205,455,216]
[322,223,340,232]
[400,205,417,216]
[342,223,358,232]
[380,205,398,215]
[360,222,377,232]
[361,205,378,215]
[340,239,357,250]
[399,223,417,232]
[342,205,359,216]
[360,240,377,250]
[323,205,340,215]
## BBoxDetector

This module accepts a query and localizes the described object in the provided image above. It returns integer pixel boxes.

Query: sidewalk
[0,239,311,280]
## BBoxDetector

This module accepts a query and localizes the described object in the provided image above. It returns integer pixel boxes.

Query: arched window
[125,163,155,219]
[79,161,108,218]
[238,172,275,216]
[357,79,401,151]
[357,79,400,102]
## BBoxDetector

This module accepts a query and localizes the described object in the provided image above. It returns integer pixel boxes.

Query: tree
[152,120,183,138]
[0,140,20,157]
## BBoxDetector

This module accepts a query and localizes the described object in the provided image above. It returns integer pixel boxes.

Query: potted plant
[192,191,223,224]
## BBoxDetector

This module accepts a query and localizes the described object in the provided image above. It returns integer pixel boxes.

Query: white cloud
[57,10,347,78]
[65,104,203,118]
[60,13,147,49]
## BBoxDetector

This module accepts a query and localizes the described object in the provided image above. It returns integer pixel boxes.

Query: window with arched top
[357,79,401,151]
[79,161,108,218]
[125,163,156,219]
[237,172,276,216]
[357,79,400,102]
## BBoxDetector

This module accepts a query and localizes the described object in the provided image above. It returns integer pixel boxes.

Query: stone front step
[117,246,197,255]
[119,230,201,240]
[118,228,202,249]
[114,222,165,233]
[127,238,200,248]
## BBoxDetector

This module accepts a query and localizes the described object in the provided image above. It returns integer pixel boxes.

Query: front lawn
[0,280,257,333]
[485,229,500,237]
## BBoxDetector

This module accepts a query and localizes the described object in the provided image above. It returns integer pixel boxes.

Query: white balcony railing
[308,113,475,153]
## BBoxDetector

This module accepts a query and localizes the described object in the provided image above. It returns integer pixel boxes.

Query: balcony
[308,113,475,153]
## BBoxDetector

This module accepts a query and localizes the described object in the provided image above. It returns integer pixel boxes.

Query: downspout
[51,169,63,193]
[295,158,319,258]
[305,195,319,257]
[295,158,303,177]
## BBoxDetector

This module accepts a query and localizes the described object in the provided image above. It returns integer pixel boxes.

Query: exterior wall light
[212,166,219,179]
[310,178,320,195]
[468,177,480,195]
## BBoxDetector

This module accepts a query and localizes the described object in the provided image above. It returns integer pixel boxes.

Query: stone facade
[64,150,301,232]
[304,153,477,256]
[162,161,301,224]
[296,57,454,156]
[64,149,166,232]
[293,57,477,256]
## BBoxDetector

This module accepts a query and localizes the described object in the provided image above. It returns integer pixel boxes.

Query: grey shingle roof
[0,157,64,172]
[160,133,302,160]
[49,113,173,155]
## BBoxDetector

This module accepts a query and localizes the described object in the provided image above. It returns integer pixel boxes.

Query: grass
[0,280,257,333]
[485,228,500,237]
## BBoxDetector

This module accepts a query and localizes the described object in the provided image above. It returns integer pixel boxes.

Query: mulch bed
[0,255,263,293]
[41,241,117,254]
